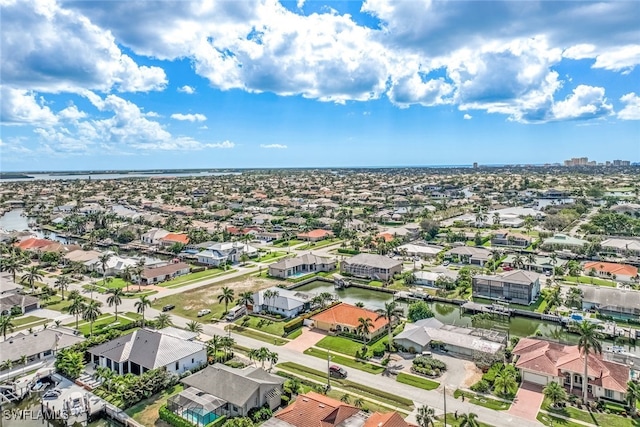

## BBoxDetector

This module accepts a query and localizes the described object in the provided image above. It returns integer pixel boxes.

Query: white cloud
[551,85,613,121]
[58,105,87,121]
[463,114,472,120]
[178,85,196,94]
[208,140,235,149]
[260,144,287,149]
[0,87,58,126]
[170,113,207,122]
[564,44,640,73]
[1,0,166,94]
[618,93,640,120]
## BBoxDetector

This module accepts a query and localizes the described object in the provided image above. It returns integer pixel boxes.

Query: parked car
[329,365,347,378]
[545,270,553,276]
[43,389,62,399]
[442,261,450,266]
[197,309,211,317]
[162,304,175,312]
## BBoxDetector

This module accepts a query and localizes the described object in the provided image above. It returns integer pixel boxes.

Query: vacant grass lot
[272,239,303,248]
[396,372,439,391]
[296,239,342,250]
[159,268,237,288]
[234,315,286,336]
[257,251,287,262]
[560,276,617,287]
[315,335,388,358]
[304,348,385,374]
[227,324,288,345]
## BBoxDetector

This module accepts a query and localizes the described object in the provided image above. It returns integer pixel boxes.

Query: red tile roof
[311,303,388,332]
[16,238,55,250]
[364,412,416,427]
[376,233,394,242]
[275,392,360,427]
[298,229,333,239]
[160,233,189,244]
[513,338,629,393]
[583,261,638,277]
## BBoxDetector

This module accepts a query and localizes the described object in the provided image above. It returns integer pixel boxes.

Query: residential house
[196,242,259,266]
[141,262,191,285]
[396,243,444,259]
[491,230,532,247]
[340,253,402,281]
[414,271,445,287]
[140,228,170,245]
[311,303,388,340]
[254,231,283,242]
[251,287,314,318]
[472,270,541,305]
[513,338,629,402]
[541,234,588,250]
[85,254,139,277]
[583,261,638,283]
[394,318,505,358]
[0,328,84,368]
[268,253,336,279]
[446,246,491,267]
[159,233,190,248]
[88,328,207,376]
[296,229,333,242]
[502,254,568,273]
[578,285,640,319]
[262,392,416,427]
[0,280,21,295]
[168,363,285,423]
[63,249,102,265]
[600,238,640,256]
[0,293,40,316]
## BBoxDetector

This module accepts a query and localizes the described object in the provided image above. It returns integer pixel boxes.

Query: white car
[197,309,211,317]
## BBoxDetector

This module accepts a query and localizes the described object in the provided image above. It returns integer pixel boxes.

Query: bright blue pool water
[570,314,583,321]
[183,409,218,426]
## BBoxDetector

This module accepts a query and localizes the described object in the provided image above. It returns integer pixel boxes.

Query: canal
[295,280,579,343]
[0,209,74,244]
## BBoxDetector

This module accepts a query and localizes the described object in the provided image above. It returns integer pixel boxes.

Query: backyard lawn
[126,384,183,427]
[560,276,617,287]
[303,348,385,374]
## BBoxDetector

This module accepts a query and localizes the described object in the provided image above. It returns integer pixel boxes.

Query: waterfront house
[159,233,190,247]
[311,303,388,339]
[296,229,333,242]
[578,285,640,319]
[140,261,191,285]
[472,270,540,305]
[0,328,84,368]
[196,242,259,266]
[140,228,170,245]
[396,243,444,258]
[513,338,629,402]
[251,287,313,318]
[502,254,568,273]
[168,363,284,423]
[88,328,206,376]
[490,230,532,247]
[541,234,588,250]
[600,238,640,256]
[582,261,638,283]
[446,246,491,267]
[394,318,505,358]
[268,253,336,279]
[340,253,402,281]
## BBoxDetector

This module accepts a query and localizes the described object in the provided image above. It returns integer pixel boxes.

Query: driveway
[283,327,327,352]
[508,382,544,421]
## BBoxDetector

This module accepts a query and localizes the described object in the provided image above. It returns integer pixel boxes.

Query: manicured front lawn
[453,389,511,411]
[315,335,371,357]
[561,276,617,287]
[537,412,590,427]
[65,312,141,335]
[11,315,47,327]
[257,251,287,262]
[542,397,640,427]
[227,325,288,345]
[126,384,183,426]
[160,268,237,288]
[396,372,439,391]
[272,239,303,248]
[234,315,286,336]
[303,348,385,374]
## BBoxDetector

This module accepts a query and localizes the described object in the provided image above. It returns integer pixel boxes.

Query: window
[175,361,179,371]
[605,389,614,399]
[191,358,194,363]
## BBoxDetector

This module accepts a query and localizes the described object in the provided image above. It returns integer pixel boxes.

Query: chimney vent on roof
[318,404,325,408]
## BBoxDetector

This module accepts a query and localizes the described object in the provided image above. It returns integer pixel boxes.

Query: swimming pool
[289,271,313,279]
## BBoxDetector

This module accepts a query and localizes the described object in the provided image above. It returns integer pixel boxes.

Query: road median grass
[276,362,413,411]
[453,389,511,411]
[303,348,385,374]
[396,372,439,391]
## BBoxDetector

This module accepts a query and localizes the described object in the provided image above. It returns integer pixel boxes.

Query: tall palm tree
[565,287,583,309]
[238,291,254,308]
[121,265,133,293]
[0,254,25,283]
[493,367,518,397]
[21,265,43,294]
[218,287,235,313]
[525,252,537,271]
[82,300,102,336]
[512,254,525,270]
[0,315,15,341]
[268,351,279,370]
[54,275,71,300]
[155,313,173,329]
[221,336,235,359]
[186,321,203,334]
[626,380,640,415]
[106,288,124,321]
[207,335,223,360]
[356,317,374,343]
[416,405,435,427]
[256,347,270,369]
[577,320,602,403]
[375,301,403,350]
[459,412,480,427]
[134,295,152,328]
[543,381,568,408]
[68,296,86,330]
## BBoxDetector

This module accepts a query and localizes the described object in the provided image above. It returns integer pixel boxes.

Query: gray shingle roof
[342,253,402,269]
[1,328,84,362]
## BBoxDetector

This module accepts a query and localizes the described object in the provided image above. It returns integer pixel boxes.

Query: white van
[226,305,247,321]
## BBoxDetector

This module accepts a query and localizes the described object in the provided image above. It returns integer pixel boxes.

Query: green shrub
[337,248,360,255]
[205,416,226,427]
[413,356,446,371]
[283,318,303,334]
[470,380,490,393]
[159,405,197,427]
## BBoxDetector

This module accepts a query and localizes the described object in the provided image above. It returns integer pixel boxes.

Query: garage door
[523,371,548,385]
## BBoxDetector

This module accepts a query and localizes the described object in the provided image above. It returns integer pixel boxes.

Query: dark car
[329,365,347,378]
[162,304,175,312]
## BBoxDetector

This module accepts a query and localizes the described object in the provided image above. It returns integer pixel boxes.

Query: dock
[461,301,512,317]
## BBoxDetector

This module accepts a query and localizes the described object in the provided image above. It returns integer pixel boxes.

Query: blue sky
[1,0,639,171]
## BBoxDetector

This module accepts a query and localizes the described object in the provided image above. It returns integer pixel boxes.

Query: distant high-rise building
[473,162,478,169]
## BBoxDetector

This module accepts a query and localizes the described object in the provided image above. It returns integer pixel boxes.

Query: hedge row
[159,405,197,427]
[283,318,303,334]
[337,248,360,255]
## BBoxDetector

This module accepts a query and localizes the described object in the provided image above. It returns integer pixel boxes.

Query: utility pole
[443,385,447,427]
[327,350,332,391]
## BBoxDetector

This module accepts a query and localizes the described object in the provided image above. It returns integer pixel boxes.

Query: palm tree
[340,393,351,404]
[459,412,480,427]
[565,287,583,309]
[543,381,568,408]
[218,287,235,313]
[207,335,223,360]
[284,377,301,396]
[186,321,203,334]
[577,320,602,403]
[493,367,519,397]
[221,336,235,359]
[256,347,270,369]
[54,275,71,300]
[106,288,124,321]
[0,315,15,341]
[238,291,254,308]
[626,380,640,415]
[525,252,537,271]
[155,313,173,329]
[512,254,524,270]
[134,295,152,328]
[21,265,43,293]
[98,252,112,285]
[82,300,102,336]
[1,254,25,283]
[121,265,133,292]
[375,301,403,351]
[268,351,279,370]
[356,317,374,343]
[416,405,435,427]
[353,397,364,408]
[68,296,86,330]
